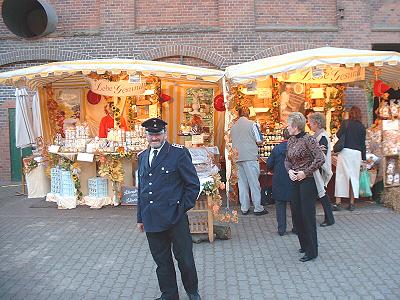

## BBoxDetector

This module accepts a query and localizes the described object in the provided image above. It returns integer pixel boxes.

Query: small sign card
[382,120,399,131]
[191,134,204,145]
[77,153,94,162]
[48,145,60,154]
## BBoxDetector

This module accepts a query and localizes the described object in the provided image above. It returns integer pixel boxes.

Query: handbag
[333,121,348,153]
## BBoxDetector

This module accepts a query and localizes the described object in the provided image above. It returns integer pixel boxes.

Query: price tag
[48,145,60,154]
[191,134,204,145]
[382,120,399,131]
[149,104,158,118]
[77,153,94,162]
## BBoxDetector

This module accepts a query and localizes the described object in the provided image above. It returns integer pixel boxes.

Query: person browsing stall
[230,106,268,216]
[136,118,201,300]
[308,112,335,227]
[266,128,295,236]
[333,106,366,211]
[285,112,325,262]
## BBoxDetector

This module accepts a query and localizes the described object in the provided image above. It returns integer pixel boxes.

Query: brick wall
[0,0,399,181]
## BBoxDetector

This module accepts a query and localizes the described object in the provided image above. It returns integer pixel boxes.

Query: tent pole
[15,148,27,196]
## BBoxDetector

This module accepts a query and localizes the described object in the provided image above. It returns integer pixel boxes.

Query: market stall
[224,47,400,205]
[0,59,227,210]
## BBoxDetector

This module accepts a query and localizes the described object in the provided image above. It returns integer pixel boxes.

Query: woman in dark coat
[267,129,294,236]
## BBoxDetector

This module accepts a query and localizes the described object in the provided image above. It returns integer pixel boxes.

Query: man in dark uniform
[137,117,201,300]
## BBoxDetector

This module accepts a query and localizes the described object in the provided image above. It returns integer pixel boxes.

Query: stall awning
[225,47,400,85]
[0,59,225,89]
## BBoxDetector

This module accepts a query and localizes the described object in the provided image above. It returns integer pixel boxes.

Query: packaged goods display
[258,128,283,158]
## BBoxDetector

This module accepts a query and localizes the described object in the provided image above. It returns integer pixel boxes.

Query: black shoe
[291,229,298,235]
[348,204,355,211]
[332,203,342,211]
[298,248,305,253]
[299,254,315,262]
[254,209,268,216]
[241,210,250,215]
[320,221,335,227]
[278,231,285,236]
[187,291,201,300]
[155,297,166,300]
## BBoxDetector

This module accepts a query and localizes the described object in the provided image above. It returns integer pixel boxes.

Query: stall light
[373,61,384,67]
[97,69,106,75]
[186,75,197,80]
[312,68,324,79]
[126,70,136,75]
[39,72,49,77]
[359,62,369,67]
[155,72,166,77]
[171,72,181,78]
[26,74,35,79]
[129,74,141,83]
[257,76,268,82]
[54,70,63,76]
[81,70,91,75]
[111,70,121,75]
[388,61,398,66]
[142,71,152,76]
[345,63,355,68]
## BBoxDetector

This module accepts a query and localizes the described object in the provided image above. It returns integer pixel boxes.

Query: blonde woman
[285,112,325,262]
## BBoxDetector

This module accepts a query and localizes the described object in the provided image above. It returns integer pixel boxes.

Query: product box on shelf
[88,177,108,198]
[60,170,76,197]
[50,167,61,194]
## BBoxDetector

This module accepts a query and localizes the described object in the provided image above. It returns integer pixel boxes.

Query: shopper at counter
[333,106,366,211]
[308,112,335,227]
[230,106,268,216]
[136,117,201,300]
[266,129,295,236]
[285,112,325,262]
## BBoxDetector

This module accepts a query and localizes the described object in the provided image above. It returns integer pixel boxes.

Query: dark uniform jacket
[266,141,293,202]
[137,141,200,232]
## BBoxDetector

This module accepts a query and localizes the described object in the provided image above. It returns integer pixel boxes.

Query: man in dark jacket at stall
[136,118,201,300]
[266,129,295,236]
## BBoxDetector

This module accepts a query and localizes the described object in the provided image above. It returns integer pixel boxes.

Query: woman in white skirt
[333,106,366,211]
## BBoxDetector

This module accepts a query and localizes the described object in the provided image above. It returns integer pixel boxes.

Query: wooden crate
[188,194,214,242]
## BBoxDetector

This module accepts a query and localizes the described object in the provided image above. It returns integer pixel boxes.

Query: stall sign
[87,78,146,96]
[279,66,365,84]
[121,186,138,205]
[257,88,272,99]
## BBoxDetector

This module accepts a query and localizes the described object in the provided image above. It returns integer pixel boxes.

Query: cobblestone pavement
[0,185,399,300]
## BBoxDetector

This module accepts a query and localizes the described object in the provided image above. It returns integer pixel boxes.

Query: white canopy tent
[0,58,226,147]
[0,58,225,89]
[225,46,400,85]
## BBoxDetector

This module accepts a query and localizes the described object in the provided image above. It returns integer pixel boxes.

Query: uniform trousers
[291,177,318,258]
[146,215,198,300]
[237,160,263,213]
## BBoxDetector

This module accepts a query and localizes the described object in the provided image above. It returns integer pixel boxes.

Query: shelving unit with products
[258,128,283,158]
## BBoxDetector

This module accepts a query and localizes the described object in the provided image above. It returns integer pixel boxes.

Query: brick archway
[251,42,321,60]
[137,44,226,69]
[0,49,93,66]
